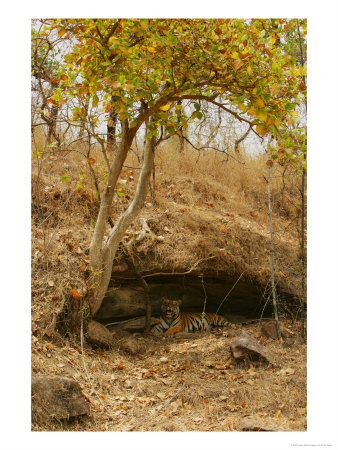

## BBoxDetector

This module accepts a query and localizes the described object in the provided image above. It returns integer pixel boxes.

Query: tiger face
[161,298,181,323]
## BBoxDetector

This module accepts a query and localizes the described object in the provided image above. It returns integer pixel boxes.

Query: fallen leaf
[70,289,82,300]
[278,367,295,376]
[170,398,182,412]
[156,392,166,400]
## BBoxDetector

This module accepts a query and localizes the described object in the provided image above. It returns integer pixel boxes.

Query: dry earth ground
[31,324,306,432]
[31,134,306,432]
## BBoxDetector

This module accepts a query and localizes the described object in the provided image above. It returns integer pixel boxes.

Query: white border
[1,1,337,449]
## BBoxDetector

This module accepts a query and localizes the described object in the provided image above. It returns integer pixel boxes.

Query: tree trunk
[107,96,118,152]
[46,103,60,145]
[89,134,156,316]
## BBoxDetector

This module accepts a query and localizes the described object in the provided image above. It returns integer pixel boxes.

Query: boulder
[32,375,89,424]
[231,331,274,365]
[261,321,295,340]
[106,316,160,332]
[120,335,147,355]
[261,321,280,340]
[86,320,114,347]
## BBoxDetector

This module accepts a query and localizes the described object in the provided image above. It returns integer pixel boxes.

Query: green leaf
[92,94,99,108]
[117,187,125,197]
[61,174,71,183]
[191,110,203,120]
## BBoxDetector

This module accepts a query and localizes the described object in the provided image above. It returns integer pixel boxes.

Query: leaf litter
[31,324,306,431]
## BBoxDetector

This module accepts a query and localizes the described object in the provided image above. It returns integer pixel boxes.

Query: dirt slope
[31,141,306,431]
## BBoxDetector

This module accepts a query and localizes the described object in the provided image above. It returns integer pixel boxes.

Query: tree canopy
[40,18,306,165]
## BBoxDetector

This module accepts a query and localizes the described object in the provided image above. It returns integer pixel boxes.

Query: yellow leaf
[58,29,67,38]
[271,85,280,96]
[232,51,240,59]
[233,60,244,71]
[247,66,253,75]
[238,104,247,113]
[255,98,265,108]
[147,46,156,53]
[266,116,275,126]
[247,106,256,117]
[241,46,249,55]
[274,410,282,418]
[257,110,267,122]
[160,104,171,111]
[256,125,269,136]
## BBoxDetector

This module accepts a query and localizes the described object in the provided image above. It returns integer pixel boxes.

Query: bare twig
[266,165,281,339]
[216,271,245,315]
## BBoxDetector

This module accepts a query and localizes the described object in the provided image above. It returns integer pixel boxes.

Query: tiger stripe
[151,299,229,336]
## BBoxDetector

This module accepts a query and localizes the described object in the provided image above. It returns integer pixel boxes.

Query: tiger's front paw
[165,327,181,336]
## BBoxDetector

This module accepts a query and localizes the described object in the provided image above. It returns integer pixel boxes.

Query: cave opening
[94,273,298,325]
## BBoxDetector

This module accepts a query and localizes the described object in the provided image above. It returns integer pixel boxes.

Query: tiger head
[161,298,181,322]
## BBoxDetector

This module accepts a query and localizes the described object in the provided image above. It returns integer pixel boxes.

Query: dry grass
[31,324,306,432]
[31,129,306,431]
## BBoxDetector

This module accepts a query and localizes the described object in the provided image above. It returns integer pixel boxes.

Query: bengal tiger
[151,298,230,336]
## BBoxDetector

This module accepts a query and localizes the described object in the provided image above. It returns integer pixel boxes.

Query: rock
[120,335,147,355]
[32,375,89,424]
[261,321,295,340]
[231,331,274,365]
[86,320,114,347]
[106,316,160,332]
[261,321,279,339]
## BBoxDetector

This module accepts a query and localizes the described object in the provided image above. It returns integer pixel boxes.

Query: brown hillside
[31,136,306,431]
